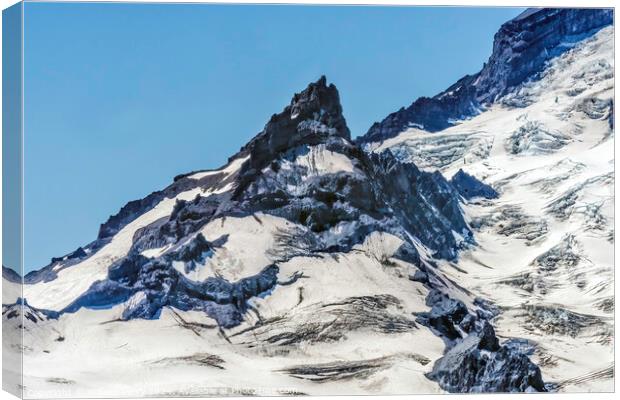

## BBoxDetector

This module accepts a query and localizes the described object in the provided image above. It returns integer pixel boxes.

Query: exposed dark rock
[478,321,500,351]
[46,378,76,385]
[361,75,480,140]
[418,290,545,392]
[169,233,218,268]
[279,354,429,382]
[280,357,389,382]
[152,353,226,369]
[410,270,428,284]
[62,255,286,328]
[427,332,546,392]
[474,297,501,319]
[233,75,350,194]
[370,152,472,260]
[450,169,499,200]
[232,124,470,262]
[417,290,470,340]
[130,195,222,254]
[234,294,417,347]
[51,246,87,264]
[459,314,477,333]
[475,8,612,102]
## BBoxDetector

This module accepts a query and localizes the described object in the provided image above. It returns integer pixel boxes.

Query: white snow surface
[10,220,445,397]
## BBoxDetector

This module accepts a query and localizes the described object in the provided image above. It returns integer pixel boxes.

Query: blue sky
[23,2,523,273]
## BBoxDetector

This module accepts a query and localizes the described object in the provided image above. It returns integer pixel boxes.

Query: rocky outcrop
[95,76,349,245]
[62,254,284,328]
[51,246,87,264]
[359,8,613,143]
[23,240,109,284]
[233,75,350,194]
[362,75,480,140]
[450,169,499,200]
[97,171,227,240]
[123,77,470,265]
[428,332,546,392]
[417,289,546,392]
[238,76,350,164]
[370,152,472,260]
[475,8,612,103]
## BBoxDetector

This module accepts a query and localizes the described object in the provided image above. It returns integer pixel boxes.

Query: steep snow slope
[368,26,614,392]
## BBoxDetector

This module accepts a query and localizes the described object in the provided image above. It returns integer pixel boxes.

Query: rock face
[235,75,350,178]
[450,169,499,200]
[369,153,471,259]
[51,246,87,264]
[428,333,546,393]
[475,8,612,103]
[417,289,545,393]
[97,171,228,240]
[95,76,470,272]
[63,256,283,328]
[358,8,613,143]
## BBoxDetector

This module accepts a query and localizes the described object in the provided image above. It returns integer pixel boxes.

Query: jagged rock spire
[236,75,351,171]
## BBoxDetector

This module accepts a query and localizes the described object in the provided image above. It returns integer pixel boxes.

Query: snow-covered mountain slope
[2,8,613,398]
[366,24,614,392]
[358,7,613,143]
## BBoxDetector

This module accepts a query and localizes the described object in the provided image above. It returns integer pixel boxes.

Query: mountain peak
[236,76,351,171]
[288,75,349,136]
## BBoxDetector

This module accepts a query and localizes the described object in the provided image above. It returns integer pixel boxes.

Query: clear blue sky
[23,2,523,273]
